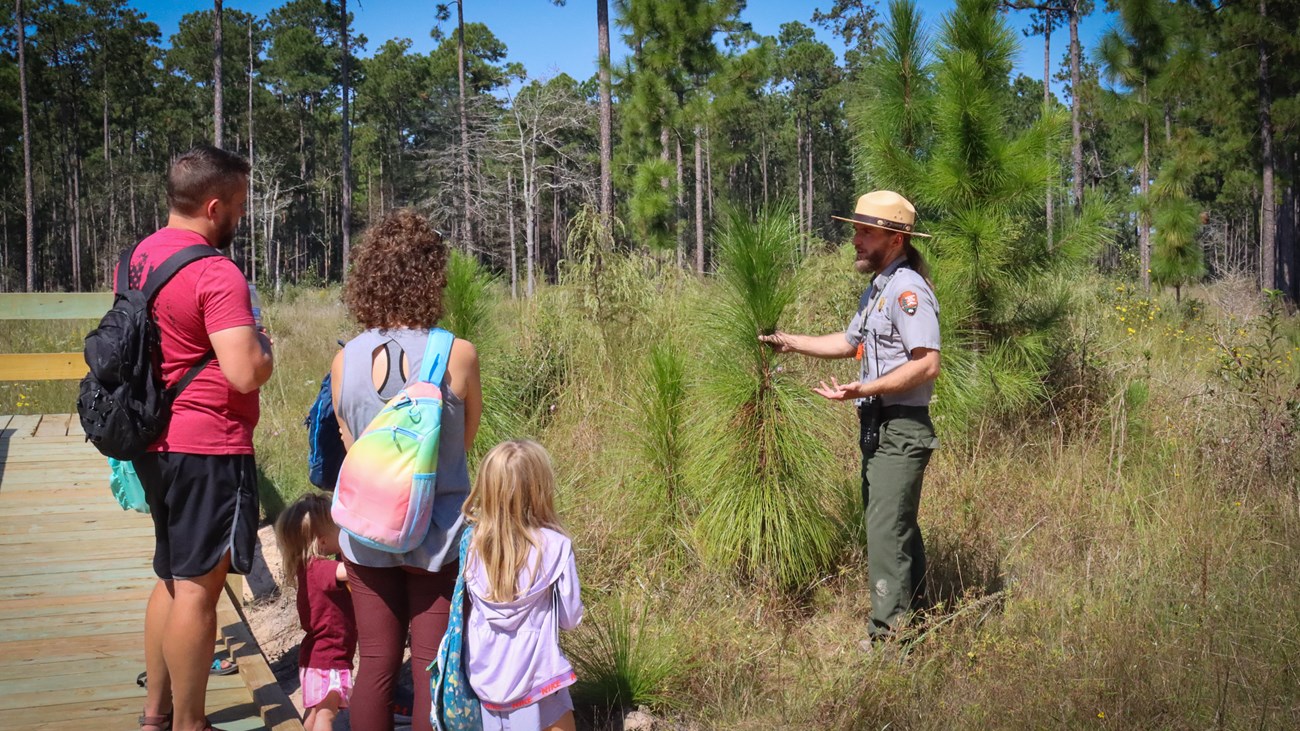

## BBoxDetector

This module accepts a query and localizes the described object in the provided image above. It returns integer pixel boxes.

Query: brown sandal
[138,712,172,731]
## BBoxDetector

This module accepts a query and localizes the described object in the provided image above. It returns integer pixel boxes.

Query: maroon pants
[344,560,457,731]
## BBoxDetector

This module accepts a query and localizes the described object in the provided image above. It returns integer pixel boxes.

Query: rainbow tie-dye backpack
[332,329,455,553]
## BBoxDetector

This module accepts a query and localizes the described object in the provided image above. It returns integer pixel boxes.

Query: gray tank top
[337,328,469,571]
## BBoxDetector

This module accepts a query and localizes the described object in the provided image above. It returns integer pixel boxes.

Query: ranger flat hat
[832,190,931,238]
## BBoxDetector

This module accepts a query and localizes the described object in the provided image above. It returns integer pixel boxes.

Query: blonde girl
[275,493,356,731]
[462,440,584,731]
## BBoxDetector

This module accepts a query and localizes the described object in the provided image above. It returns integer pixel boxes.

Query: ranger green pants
[862,408,937,640]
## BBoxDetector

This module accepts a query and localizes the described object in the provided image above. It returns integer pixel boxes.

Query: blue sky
[130,1,1114,98]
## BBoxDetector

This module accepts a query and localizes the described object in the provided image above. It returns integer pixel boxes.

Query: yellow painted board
[0,292,111,320]
[0,353,88,381]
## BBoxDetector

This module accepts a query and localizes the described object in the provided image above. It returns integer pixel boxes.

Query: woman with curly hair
[328,209,482,731]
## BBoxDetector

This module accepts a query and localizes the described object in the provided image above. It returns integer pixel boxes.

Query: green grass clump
[567,598,682,714]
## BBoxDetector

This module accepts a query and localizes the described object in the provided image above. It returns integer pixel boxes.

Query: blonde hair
[462,440,565,602]
[274,493,336,588]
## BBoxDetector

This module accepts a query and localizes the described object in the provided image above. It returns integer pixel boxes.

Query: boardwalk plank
[0,687,257,725]
[0,413,296,731]
[2,414,41,438]
[0,595,144,619]
[33,414,71,437]
[0,527,154,546]
[0,470,105,486]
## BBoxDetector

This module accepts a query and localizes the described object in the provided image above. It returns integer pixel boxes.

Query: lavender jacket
[465,528,584,709]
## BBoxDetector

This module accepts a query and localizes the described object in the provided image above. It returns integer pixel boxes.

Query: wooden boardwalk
[0,414,301,731]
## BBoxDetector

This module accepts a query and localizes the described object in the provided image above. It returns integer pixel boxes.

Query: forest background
[0,0,1297,297]
[2,0,1300,728]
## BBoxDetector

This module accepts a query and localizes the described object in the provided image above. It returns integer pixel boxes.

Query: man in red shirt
[132,146,274,731]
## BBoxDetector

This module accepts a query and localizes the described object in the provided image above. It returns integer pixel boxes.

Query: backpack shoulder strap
[116,244,140,294]
[419,328,456,385]
[141,245,226,398]
[141,245,223,304]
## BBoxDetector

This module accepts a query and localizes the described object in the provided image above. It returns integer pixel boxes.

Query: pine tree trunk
[1044,19,1054,251]
[676,135,684,269]
[1069,0,1083,213]
[103,74,115,264]
[705,125,714,223]
[596,0,613,235]
[456,0,473,253]
[552,176,560,269]
[796,119,805,236]
[341,0,352,280]
[72,157,82,289]
[806,122,814,240]
[694,126,704,274]
[247,17,256,280]
[508,169,518,299]
[521,140,536,298]
[1279,150,1298,302]
[1258,0,1276,292]
[17,0,35,291]
[1140,83,1151,291]
[214,0,224,148]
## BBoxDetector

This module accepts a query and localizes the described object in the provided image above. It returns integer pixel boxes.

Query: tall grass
[567,598,682,713]
[13,244,1300,728]
[442,251,527,464]
[633,342,687,508]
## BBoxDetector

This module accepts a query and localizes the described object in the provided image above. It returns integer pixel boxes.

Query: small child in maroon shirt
[275,493,357,731]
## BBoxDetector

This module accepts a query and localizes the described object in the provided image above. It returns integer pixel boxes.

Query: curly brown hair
[344,209,448,330]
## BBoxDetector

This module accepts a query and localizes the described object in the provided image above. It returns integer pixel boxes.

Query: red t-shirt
[296,558,357,670]
[119,228,259,454]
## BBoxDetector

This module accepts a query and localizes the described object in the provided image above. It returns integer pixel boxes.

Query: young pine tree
[685,206,842,591]
[1149,141,1206,303]
[855,0,1110,424]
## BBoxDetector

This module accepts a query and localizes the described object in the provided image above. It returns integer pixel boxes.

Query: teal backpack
[431,526,481,730]
[109,458,149,513]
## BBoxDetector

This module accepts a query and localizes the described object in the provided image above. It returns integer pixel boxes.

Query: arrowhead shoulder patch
[898,290,919,316]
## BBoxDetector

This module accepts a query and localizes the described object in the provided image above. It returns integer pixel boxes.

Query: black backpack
[77,243,223,460]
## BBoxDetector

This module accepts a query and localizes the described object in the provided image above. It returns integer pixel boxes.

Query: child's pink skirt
[299,667,354,709]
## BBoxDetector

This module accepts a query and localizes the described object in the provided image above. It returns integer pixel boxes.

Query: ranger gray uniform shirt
[844,257,941,407]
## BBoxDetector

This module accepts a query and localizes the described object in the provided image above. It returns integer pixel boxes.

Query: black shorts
[135,452,259,580]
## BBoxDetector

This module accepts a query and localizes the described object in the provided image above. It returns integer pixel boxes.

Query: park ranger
[760,190,940,645]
